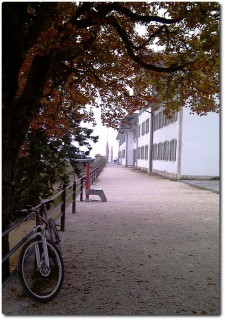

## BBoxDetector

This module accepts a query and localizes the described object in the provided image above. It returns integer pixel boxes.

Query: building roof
[116,113,138,141]
[119,113,138,130]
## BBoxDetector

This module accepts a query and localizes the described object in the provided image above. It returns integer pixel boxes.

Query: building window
[138,125,141,137]
[141,146,145,159]
[158,143,163,160]
[153,114,159,131]
[169,139,177,161]
[153,111,178,131]
[122,149,125,158]
[163,141,169,161]
[141,122,145,135]
[165,116,170,126]
[138,147,141,159]
[133,149,137,162]
[171,111,178,123]
[152,139,177,162]
[159,112,164,128]
[146,118,149,133]
[153,144,158,160]
[145,145,148,160]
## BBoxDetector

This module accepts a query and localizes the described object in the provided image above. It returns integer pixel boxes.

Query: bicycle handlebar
[41,199,54,206]
[22,199,54,216]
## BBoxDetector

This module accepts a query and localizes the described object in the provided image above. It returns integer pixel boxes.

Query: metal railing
[2,162,105,288]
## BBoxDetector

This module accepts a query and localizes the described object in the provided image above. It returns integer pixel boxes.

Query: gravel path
[2,164,220,315]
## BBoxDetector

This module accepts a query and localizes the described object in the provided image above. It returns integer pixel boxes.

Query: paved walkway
[181,179,220,193]
[2,164,220,315]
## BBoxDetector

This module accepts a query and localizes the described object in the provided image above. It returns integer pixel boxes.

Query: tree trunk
[2,2,58,282]
[2,145,16,281]
[2,54,56,282]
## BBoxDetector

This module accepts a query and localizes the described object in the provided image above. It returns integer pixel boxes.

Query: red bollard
[75,158,95,201]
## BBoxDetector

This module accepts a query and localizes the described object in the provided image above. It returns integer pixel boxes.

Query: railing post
[80,177,84,201]
[91,168,94,184]
[94,167,97,182]
[97,166,99,178]
[93,168,95,183]
[61,184,66,231]
[72,180,76,214]
[86,162,91,200]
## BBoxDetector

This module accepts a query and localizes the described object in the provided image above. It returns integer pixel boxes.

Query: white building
[136,108,151,170]
[117,113,138,166]
[117,106,219,179]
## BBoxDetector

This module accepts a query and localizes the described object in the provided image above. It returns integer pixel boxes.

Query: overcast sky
[81,106,119,159]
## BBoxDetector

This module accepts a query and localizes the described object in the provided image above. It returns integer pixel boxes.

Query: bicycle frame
[29,200,59,273]
[17,199,64,302]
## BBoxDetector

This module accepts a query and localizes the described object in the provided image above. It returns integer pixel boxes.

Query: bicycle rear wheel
[18,237,64,303]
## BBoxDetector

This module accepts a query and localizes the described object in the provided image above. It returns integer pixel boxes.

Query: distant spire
[111,146,113,162]
[106,141,109,161]
[106,127,109,161]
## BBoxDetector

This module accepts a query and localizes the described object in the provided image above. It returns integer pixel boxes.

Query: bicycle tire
[18,237,64,303]
[47,218,61,252]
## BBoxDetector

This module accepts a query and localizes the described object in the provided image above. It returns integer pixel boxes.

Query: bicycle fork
[34,227,50,276]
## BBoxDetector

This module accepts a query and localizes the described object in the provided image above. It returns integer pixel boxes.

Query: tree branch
[109,17,193,73]
[130,25,168,50]
[97,3,184,25]
[72,2,184,28]
[73,2,95,20]
[71,3,190,73]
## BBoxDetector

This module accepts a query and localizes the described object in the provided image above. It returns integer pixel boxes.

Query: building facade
[117,106,219,179]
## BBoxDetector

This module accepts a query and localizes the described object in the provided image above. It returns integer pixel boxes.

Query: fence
[2,162,105,288]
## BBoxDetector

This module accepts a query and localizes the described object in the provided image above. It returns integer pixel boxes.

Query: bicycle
[17,199,64,303]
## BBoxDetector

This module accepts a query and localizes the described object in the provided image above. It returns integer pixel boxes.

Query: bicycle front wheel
[18,237,64,303]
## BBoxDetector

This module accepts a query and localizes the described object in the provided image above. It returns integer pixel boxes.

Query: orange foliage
[15,2,220,138]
